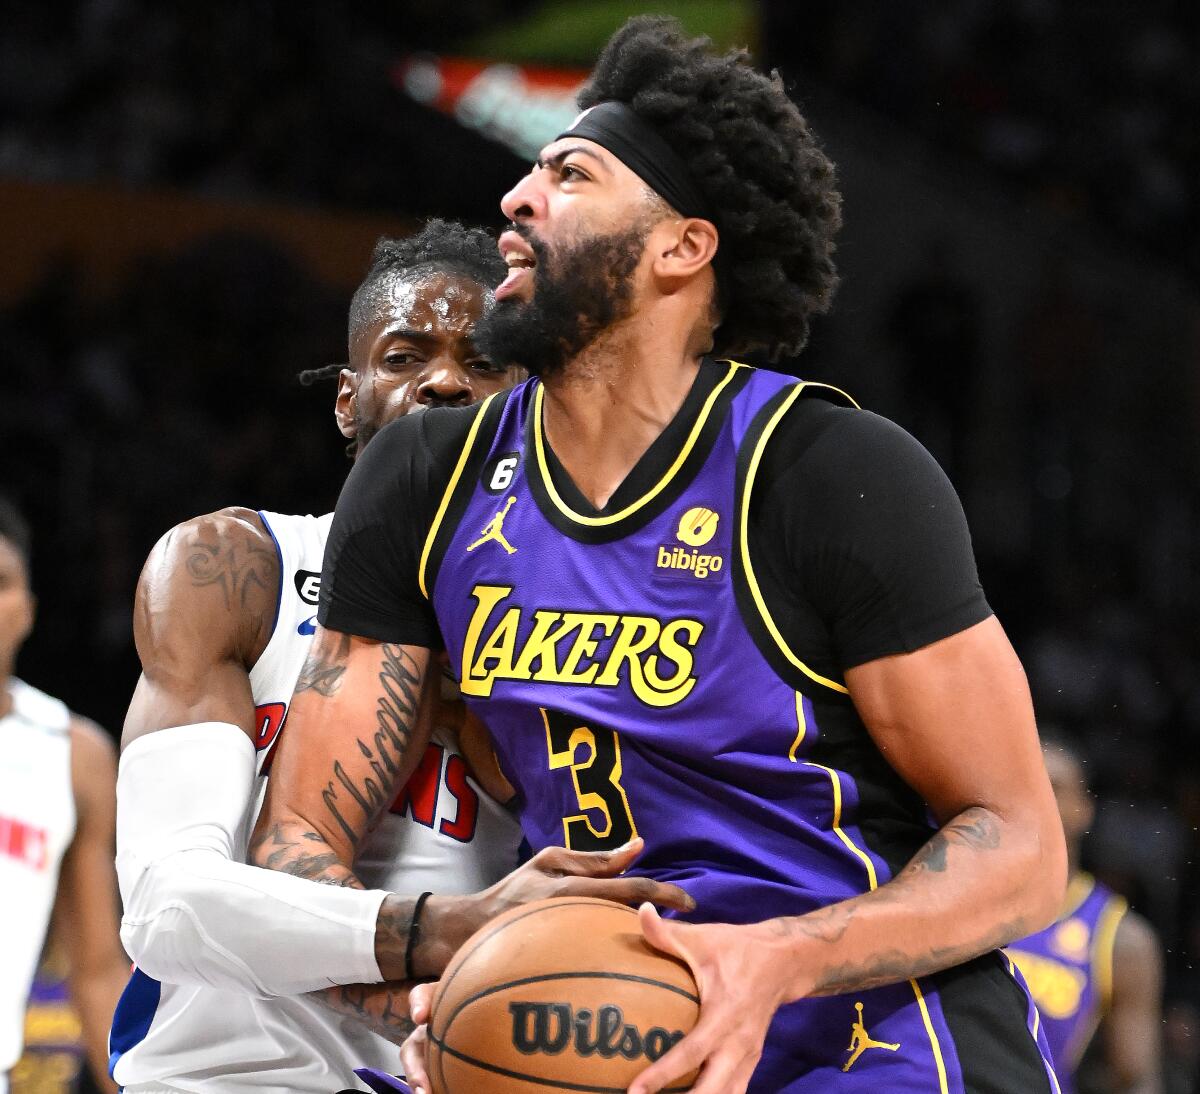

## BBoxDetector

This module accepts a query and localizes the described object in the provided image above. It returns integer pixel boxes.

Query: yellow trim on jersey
[909,978,951,1094]
[1093,892,1128,1012]
[530,360,746,527]
[802,761,879,891]
[739,382,850,695]
[799,713,948,1092]
[788,691,808,761]
[1060,871,1096,919]
[418,393,499,599]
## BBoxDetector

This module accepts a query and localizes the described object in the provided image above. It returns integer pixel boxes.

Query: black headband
[556,101,712,221]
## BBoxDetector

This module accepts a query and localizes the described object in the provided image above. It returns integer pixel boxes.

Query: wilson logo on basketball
[509,1002,685,1062]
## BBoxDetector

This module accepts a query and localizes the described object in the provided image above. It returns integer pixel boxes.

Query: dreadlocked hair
[297,363,344,386]
[578,16,841,360]
[347,218,506,341]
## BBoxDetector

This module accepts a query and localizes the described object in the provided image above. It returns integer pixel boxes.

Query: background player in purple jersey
[254,19,1067,1094]
[1008,740,1163,1093]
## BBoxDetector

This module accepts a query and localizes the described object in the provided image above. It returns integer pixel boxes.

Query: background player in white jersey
[0,497,128,1094]
[111,220,691,1093]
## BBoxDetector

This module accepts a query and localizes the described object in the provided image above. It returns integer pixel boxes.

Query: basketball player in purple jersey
[1007,741,1162,1093]
[254,19,1067,1093]
[111,223,689,1093]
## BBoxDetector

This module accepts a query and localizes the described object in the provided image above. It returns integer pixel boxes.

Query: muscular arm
[1104,911,1163,1094]
[56,717,127,1093]
[250,626,446,972]
[122,506,275,748]
[770,615,1067,997]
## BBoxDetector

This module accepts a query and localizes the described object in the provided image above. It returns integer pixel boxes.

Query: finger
[409,981,437,1024]
[398,1026,430,1093]
[541,837,645,878]
[639,901,691,953]
[626,1019,726,1094]
[562,876,695,912]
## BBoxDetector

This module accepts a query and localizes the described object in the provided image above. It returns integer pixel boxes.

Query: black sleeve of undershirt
[752,400,992,671]
[318,407,476,646]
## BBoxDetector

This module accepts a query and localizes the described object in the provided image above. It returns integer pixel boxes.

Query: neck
[539,309,707,510]
[0,672,13,720]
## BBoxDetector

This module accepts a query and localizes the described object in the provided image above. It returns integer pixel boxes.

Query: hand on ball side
[409,838,695,978]
[397,983,436,1094]
[626,904,790,1094]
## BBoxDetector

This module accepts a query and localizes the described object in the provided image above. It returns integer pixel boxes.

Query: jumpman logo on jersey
[842,1002,900,1071]
[467,496,518,555]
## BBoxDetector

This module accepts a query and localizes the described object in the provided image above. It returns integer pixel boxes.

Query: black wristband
[404,891,433,980]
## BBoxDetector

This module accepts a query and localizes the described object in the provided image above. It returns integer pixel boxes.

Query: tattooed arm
[123,507,277,748]
[627,616,1068,1094]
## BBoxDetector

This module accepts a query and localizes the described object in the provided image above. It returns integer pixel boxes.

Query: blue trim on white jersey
[256,510,286,662]
[108,967,161,1078]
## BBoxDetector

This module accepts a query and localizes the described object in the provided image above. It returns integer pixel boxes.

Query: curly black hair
[578,16,841,360]
[0,495,31,569]
[300,218,505,385]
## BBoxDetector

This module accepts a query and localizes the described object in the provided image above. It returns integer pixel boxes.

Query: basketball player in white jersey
[111,221,691,1093]
[0,497,129,1094]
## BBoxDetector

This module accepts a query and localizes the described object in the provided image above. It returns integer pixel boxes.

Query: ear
[649,217,720,285]
[335,367,357,439]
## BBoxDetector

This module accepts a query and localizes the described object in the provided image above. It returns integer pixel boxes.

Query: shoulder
[135,506,278,664]
[1111,905,1159,965]
[765,397,947,493]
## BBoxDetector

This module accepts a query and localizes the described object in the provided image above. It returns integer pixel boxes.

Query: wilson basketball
[427,897,699,1093]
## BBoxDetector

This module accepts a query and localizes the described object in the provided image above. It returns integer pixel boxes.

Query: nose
[416,360,473,407]
[501,169,547,224]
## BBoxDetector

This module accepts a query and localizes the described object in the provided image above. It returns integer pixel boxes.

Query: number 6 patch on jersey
[541,708,638,851]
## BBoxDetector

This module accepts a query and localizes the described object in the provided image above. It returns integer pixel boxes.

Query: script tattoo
[320,643,422,850]
[295,629,352,697]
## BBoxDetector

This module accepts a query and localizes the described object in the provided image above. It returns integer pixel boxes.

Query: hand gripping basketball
[415,839,695,977]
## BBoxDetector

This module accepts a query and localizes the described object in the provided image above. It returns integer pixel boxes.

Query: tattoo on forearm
[296,631,352,697]
[250,822,363,888]
[319,643,422,852]
[315,983,416,1044]
[773,807,1028,996]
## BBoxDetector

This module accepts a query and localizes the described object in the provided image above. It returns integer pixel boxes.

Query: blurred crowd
[766,0,1200,277]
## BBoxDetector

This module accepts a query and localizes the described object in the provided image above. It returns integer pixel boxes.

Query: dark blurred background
[2,2,1199,1089]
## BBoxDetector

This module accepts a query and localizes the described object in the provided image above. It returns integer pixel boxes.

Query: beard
[474,220,649,378]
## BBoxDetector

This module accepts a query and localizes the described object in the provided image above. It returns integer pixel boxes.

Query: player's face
[480,140,662,376]
[1044,747,1094,846]
[0,536,35,671]
[495,138,656,306]
[339,271,522,452]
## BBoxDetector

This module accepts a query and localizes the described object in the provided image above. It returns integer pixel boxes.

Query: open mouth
[497,233,537,301]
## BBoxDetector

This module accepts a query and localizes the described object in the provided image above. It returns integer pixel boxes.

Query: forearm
[310,982,418,1046]
[769,806,1062,1001]
[71,965,126,1093]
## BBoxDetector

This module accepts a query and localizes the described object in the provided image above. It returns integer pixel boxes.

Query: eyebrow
[536,145,609,174]
[380,326,438,343]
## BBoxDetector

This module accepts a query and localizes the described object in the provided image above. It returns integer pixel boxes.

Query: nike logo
[297,616,317,636]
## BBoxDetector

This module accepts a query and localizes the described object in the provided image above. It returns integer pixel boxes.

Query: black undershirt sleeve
[318,406,479,647]
[751,399,991,673]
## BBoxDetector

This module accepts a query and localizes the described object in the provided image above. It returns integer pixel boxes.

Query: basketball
[426,897,700,1093]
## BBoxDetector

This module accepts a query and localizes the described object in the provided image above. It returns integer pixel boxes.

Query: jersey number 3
[542,708,638,851]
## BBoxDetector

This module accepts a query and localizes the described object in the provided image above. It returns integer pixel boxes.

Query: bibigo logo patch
[656,506,723,579]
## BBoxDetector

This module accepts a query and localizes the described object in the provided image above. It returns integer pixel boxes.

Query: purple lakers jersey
[1007,874,1128,1093]
[422,360,1058,1092]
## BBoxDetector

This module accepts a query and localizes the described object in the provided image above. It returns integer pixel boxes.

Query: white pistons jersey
[110,510,524,1093]
[0,678,75,1079]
